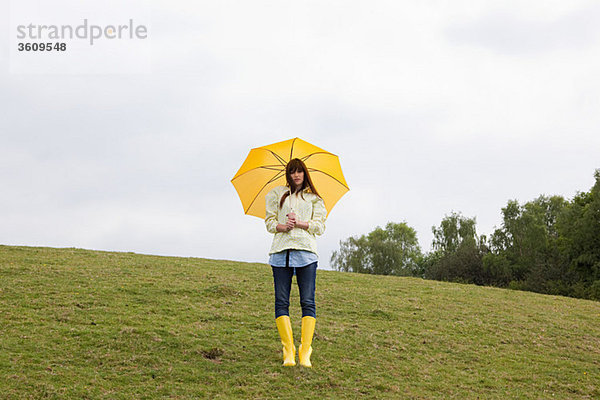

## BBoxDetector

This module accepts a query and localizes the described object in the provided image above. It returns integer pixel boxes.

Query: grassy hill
[0,245,598,399]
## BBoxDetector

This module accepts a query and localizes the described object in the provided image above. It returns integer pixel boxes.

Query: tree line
[331,170,600,301]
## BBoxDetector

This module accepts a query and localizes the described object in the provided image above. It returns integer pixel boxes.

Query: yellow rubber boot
[298,316,316,367]
[275,316,296,366]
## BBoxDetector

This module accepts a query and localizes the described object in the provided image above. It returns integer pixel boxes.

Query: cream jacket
[265,185,326,255]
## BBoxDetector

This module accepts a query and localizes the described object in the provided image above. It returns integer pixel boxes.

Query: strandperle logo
[16,19,148,45]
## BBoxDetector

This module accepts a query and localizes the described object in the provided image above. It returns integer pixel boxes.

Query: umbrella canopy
[231,137,349,218]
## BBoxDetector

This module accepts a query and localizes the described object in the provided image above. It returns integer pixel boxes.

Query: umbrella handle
[289,188,294,213]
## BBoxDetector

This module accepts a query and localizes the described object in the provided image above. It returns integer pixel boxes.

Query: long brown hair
[279,158,321,208]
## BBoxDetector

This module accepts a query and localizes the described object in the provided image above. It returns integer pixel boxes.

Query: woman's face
[290,169,305,189]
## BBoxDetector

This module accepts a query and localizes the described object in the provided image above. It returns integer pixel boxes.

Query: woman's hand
[276,223,292,232]
[286,213,309,230]
[274,213,297,232]
[277,214,295,232]
[295,220,309,230]
[276,213,309,231]
[285,213,296,231]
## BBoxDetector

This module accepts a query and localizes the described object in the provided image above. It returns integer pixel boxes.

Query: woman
[265,158,326,367]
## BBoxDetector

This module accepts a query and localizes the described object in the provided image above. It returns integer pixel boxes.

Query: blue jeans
[272,262,317,318]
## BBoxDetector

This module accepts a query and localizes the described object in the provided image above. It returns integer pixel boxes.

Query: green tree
[424,212,486,284]
[488,195,568,293]
[431,212,478,253]
[557,169,600,297]
[331,222,423,276]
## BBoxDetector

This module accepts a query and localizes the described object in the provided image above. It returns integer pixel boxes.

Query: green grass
[1,245,599,399]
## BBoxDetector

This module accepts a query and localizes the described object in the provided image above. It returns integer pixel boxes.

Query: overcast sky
[2,1,599,269]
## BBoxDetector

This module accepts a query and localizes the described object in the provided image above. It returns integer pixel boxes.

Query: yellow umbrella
[231,137,349,218]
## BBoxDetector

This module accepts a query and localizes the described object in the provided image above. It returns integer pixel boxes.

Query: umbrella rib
[231,165,285,181]
[244,170,286,214]
[300,151,335,162]
[309,169,350,190]
[290,137,298,160]
[261,148,287,166]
